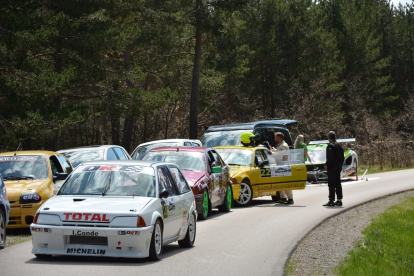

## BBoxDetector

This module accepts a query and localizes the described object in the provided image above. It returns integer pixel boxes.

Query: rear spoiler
[309,138,356,145]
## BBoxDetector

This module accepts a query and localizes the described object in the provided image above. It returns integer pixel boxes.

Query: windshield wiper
[3,175,35,180]
[102,172,112,196]
[228,163,241,166]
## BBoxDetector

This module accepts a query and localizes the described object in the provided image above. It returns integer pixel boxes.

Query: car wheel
[218,185,232,212]
[149,219,163,261]
[0,209,6,249]
[198,190,210,220]
[178,212,196,248]
[235,180,253,207]
[35,254,52,258]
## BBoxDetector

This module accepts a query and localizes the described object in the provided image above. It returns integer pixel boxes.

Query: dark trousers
[327,170,342,201]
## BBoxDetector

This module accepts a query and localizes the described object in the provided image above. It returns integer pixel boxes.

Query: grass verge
[6,228,31,248]
[336,196,414,276]
[358,164,413,175]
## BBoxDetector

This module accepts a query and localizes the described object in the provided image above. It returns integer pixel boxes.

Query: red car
[143,147,233,220]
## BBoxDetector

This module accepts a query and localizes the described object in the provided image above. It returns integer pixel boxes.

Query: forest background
[1,0,413,169]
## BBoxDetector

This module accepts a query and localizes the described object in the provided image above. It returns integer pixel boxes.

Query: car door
[207,150,224,206]
[157,166,182,238]
[168,166,193,235]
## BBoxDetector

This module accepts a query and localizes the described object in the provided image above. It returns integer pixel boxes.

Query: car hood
[181,170,206,187]
[4,179,50,201]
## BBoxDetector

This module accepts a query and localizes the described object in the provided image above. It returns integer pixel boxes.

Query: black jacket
[325,141,344,172]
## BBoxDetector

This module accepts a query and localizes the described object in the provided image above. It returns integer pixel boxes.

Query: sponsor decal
[63,213,110,222]
[72,230,99,236]
[344,167,355,175]
[98,165,120,171]
[0,156,38,162]
[261,166,292,177]
[118,230,140,235]
[182,210,189,226]
[255,182,305,192]
[66,248,106,255]
[22,194,41,201]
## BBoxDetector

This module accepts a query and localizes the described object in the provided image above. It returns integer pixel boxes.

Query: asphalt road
[1,169,413,276]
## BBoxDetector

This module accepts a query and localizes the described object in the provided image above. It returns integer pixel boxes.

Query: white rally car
[30,160,197,260]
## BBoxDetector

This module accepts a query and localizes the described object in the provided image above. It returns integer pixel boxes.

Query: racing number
[260,168,271,177]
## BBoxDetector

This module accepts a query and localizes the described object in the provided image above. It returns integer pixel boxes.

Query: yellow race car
[0,151,73,228]
[215,146,307,206]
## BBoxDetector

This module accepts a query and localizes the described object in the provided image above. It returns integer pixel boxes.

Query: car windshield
[58,165,156,197]
[131,142,181,160]
[0,155,48,180]
[143,151,206,172]
[215,148,253,167]
[200,130,247,147]
[60,149,105,168]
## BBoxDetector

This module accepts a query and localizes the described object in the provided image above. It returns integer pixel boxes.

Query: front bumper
[8,201,44,228]
[31,224,154,258]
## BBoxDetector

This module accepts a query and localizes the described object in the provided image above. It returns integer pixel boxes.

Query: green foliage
[0,0,413,152]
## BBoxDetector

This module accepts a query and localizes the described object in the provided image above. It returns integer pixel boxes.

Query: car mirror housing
[159,189,169,199]
[212,166,222,174]
[53,173,68,182]
[258,160,269,167]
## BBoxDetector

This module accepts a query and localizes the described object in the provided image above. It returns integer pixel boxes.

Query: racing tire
[354,160,358,175]
[178,212,196,248]
[218,185,232,212]
[0,209,6,249]
[198,190,210,220]
[235,180,253,207]
[149,219,163,261]
[35,254,52,258]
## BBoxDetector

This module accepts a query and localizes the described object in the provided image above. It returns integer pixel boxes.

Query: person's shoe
[278,198,287,203]
[286,199,294,204]
[323,201,335,206]
[334,200,343,206]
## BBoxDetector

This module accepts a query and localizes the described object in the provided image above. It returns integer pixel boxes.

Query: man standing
[323,131,345,207]
[271,132,293,204]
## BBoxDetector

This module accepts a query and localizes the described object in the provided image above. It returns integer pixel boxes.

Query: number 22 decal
[260,168,271,177]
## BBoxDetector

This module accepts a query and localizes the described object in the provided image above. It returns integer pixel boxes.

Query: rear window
[60,150,105,168]
[131,142,180,160]
[200,130,247,147]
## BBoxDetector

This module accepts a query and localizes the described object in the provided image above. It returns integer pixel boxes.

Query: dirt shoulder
[286,189,414,276]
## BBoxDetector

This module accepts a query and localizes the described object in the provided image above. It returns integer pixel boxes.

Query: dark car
[200,119,297,149]
[0,173,10,249]
[143,147,233,220]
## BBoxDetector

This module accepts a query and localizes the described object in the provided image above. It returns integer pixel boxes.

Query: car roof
[79,160,177,168]
[0,150,62,156]
[214,146,267,151]
[57,145,123,153]
[148,146,209,153]
[137,139,202,147]
[204,119,297,132]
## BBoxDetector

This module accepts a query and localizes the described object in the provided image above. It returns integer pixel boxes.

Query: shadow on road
[25,244,194,267]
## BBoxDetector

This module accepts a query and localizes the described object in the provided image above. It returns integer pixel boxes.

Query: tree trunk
[189,0,203,139]
[121,47,135,151]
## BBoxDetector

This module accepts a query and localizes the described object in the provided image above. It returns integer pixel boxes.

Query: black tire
[149,219,163,261]
[235,180,253,207]
[178,212,196,248]
[35,254,52,258]
[218,184,232,212]
[0,209,6,249]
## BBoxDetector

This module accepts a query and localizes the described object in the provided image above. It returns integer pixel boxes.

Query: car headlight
[20,193,42,204]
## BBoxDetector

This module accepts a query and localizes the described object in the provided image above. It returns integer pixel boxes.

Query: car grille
[21,204,33,209]
[8,216,21,225]
[67,236,108,246]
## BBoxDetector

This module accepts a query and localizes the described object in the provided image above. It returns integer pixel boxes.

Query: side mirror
[159,189,169,199]
[212,166,222,174]
[53,173,68,182]
[258,160,269,167]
